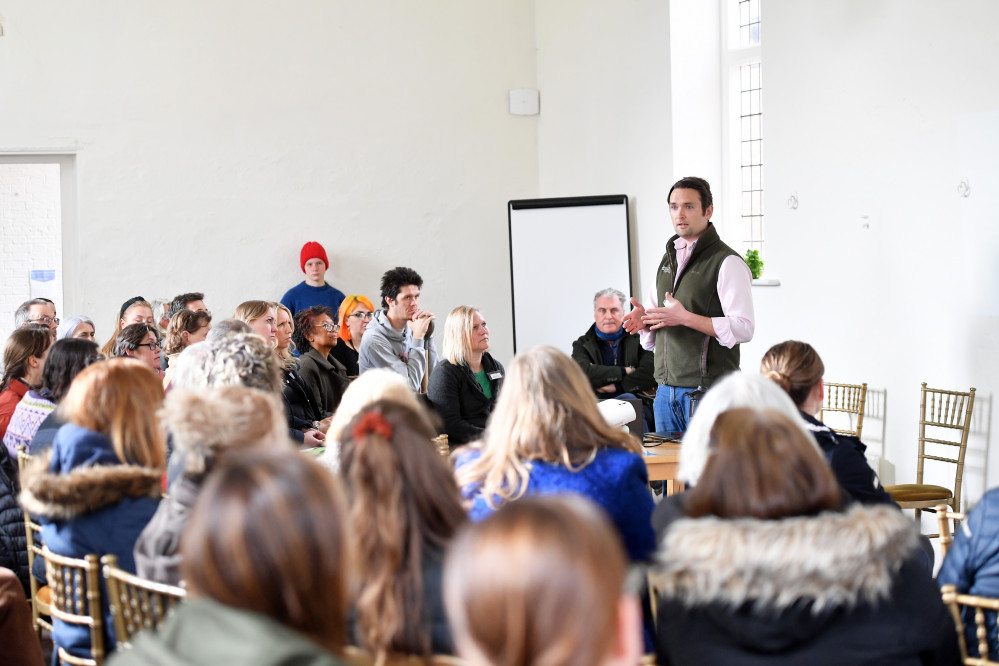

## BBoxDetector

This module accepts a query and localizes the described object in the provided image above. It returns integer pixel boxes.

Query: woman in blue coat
[20,358,165,662]
[938,486,999,661]
[454,345,655,562]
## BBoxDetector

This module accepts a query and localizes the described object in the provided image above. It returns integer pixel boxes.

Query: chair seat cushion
[36,585,51,606]
[884,484,953,502]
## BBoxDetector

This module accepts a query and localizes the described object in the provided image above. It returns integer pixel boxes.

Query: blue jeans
[654,384,696,435]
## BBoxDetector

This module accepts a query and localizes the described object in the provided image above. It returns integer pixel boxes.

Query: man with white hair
[572,287,656,429]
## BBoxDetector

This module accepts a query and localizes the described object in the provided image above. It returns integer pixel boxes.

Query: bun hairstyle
[759,340,825,408]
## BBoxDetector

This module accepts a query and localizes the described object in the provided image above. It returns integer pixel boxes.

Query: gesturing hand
[641,293,690,330]
[622,298,647,334]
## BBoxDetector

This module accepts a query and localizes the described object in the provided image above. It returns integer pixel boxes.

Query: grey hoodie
[356,309,438,392]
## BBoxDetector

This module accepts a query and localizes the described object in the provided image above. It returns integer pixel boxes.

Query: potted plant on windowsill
[744,250,764,279]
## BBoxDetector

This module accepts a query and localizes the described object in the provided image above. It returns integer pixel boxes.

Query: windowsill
[752,278,780,287]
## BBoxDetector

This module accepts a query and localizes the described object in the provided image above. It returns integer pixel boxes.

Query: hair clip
[353,411,393,441]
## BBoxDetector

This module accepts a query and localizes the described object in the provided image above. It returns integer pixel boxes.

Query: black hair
[668,176,713,213]
[292,306,334,353]
[112,323,160,358]
[41,338,103,403]
[379,266,423,310]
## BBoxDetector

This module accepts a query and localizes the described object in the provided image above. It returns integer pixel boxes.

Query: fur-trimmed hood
[19,424,162,521]
[654,504,918,612]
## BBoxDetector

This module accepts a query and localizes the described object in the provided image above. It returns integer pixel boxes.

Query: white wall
[0,0,538,363]
[535,0,673,308]
[0,162,62,340]
[753,0,999,510]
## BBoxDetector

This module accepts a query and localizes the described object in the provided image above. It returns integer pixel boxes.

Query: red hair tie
[353,411,393,441]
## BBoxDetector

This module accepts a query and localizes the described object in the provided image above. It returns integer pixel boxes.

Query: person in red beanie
[280,241,347,317]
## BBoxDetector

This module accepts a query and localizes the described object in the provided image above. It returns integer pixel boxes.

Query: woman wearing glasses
[293,306,351,418]
[112,324,163,377]
[332,295,375,377]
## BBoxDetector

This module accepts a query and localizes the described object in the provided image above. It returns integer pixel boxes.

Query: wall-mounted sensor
[509,89,539,116]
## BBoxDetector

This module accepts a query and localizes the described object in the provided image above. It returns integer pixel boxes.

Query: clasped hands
[408,309,435,339]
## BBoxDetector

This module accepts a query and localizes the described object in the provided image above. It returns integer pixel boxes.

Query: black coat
[571,325,656,400]
[0,446,28,594]
[426,355,503,445]
[654,505,960,666]
[801,411,898,507]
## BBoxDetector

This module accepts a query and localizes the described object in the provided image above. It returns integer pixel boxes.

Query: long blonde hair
[441,305,480,366]
[59,358,167,469]
[454,346,639,507]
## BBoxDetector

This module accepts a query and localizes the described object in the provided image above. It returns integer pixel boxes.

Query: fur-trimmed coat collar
[654,504,918,612]
[19,429,162,521]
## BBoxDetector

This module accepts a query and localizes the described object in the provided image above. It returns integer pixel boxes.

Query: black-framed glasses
[349,312,374,321]
[320,322,340,333]
[29,316,60,326]
[137,342,161,350]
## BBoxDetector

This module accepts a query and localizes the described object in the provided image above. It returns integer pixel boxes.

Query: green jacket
[108,599,349,666]
[654,223,740,388]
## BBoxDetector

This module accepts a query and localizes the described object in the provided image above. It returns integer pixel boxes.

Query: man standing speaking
[623,177,755,433]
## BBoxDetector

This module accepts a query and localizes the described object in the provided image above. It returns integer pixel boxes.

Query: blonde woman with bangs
[20,358,166,661]
[454,345,656,562]
[427,306,504,445]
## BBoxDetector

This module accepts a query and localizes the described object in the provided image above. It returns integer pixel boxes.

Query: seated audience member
[427,306,504,445]
[6,338,101,456]
[101,296,155,357]
[938,486,999,661]
[112,323,163,377]
[340,400,466,658]
[113,449,351,666]
[20,359,166,661]
[652,407,958,665]
[14,298,58,331]
[134,386,292,586]
[275,304,328,442]
[0,568,45,666]
[761,340,896,506]
[293,306,350,418]
[652,372,843,537]
[281,241,347,316]
[56,315,96,342]
[165,292,208,320]
[454,346,655,562]
[176,331,322,452]
[332,294,375,376]
[233,300,278,348]
[204,318,252,346]
[0,430,29,595]
[1,325,51,445]
[27,339,104,455]
[317,370,421,474]
[572,288,656,430]
[358,266,439,392]
[444,495,643,666]
[161,309,212,388]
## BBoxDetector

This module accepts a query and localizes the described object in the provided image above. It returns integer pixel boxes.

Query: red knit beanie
[300,241,329,272]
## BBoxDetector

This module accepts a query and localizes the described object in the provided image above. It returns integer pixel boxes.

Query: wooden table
[642,442,684,495]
